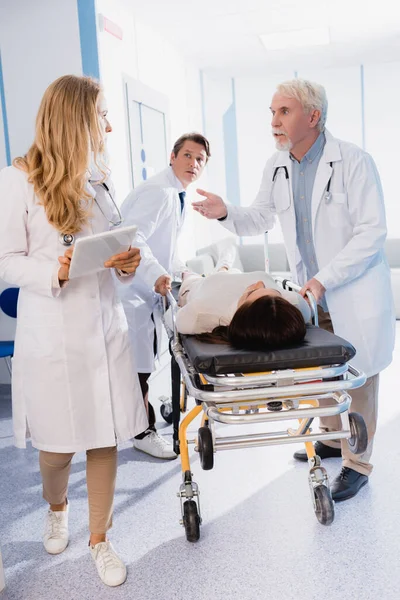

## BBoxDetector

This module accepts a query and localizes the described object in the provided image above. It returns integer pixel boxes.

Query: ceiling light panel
[260,27,330,51]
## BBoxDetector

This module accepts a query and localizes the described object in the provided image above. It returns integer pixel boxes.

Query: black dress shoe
[293,441,342,462]
[331,467,368,502]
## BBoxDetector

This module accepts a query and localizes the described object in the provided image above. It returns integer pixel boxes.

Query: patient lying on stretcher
[175,268,311,351]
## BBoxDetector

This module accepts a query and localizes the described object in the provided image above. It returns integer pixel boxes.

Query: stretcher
[161,278,367,541]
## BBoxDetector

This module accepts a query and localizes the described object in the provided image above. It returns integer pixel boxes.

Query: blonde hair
[276,79,328,132]
[13,75,106,234]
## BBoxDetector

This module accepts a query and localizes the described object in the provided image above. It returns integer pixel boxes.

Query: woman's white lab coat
[118,167,186,373]
[222,131,396,378]
[0,166,148,452]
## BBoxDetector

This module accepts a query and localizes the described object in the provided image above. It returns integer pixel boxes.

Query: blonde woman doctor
[0,75,147,588]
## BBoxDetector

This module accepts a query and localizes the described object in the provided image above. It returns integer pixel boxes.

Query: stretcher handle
[166,290,178,311]
[274,277,318,326]
[165,290,179,340]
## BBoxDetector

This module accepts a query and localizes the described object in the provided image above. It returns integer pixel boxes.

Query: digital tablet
[68,225,138,279]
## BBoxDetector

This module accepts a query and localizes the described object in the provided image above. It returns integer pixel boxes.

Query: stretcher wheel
[313,485,334,526]
[183,500,200,542]
[160,401,173,424]
[348,412,368,455]
[198,426,214,470]
[267,401,283,412]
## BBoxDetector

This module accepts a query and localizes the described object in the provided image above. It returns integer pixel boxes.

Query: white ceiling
[126,0,400,74]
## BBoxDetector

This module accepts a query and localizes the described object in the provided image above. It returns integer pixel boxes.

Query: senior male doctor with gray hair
[192,78,396,502]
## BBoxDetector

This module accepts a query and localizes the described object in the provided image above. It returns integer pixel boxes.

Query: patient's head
[237,280,282,308]
[196,294,306,350]
[228,295,306,350]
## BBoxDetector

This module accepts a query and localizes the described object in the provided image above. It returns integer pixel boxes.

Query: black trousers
[134,319,157,440]
[134,373,157,440]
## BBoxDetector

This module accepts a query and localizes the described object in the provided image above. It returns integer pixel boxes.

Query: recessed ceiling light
[260,27,330,51]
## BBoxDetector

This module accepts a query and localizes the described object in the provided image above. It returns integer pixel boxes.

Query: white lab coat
[118,167,186,373]
[0,166,148,452]
[222,131,396,377]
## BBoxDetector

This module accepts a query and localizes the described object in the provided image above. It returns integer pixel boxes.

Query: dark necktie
[179,191,186,213]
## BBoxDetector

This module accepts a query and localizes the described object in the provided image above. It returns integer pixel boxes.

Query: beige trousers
[39,446,117,534]
[317,307,379,476]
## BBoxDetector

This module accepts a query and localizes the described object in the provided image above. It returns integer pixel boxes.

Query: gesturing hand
[104,247,141,275]
[192,189,227,219]
[154,274,172,296]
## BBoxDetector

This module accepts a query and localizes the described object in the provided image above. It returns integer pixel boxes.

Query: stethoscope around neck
[272,161,334,203]
[59,182,123,246]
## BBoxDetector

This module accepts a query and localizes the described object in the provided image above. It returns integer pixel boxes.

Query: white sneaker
[90,541,127,587]
[133,431,177,459]
[43,504,69,555]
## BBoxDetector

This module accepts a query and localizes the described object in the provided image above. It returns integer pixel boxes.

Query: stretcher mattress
[180,325,355,375]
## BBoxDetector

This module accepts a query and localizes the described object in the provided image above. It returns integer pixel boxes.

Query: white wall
[363,61,400,238]
[201,74,233,202]
[96,0,214,256]
[0,76,6,170]
[0,0,82,161]
[0,0,83,383]
[296,66,363,148]
[202,69,295,245]
[197,73,240,245]
[203,61,400,244]
[235,70,295,245]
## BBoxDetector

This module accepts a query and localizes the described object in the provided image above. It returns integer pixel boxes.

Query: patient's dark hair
[196,296,306,351]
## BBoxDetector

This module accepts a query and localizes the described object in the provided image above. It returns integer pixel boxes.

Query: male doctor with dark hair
[119,133,210,459]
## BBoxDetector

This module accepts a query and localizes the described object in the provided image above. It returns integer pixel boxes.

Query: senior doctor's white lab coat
[0,166,148,452]
[118,167,187,373]
[221,131,396,378]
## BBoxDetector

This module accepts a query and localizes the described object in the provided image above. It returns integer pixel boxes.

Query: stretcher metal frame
[161,278,367,540]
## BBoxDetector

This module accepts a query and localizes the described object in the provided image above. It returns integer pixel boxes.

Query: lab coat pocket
[275,196,291,214]
[330,193,346,204]
[353,261,391,316]
[327,192,347,227]
[23,324,60,360]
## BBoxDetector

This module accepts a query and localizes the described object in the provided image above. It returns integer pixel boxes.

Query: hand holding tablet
[104,246,141,273]
[59,225,138,281]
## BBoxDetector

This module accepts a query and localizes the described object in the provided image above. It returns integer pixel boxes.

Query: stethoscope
[59,182,123,246]
[272,162,334,203]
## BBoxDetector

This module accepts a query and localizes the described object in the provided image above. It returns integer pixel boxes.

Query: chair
[0,287,19,376]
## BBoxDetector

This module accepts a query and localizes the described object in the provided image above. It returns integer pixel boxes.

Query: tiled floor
[0,324,399,599]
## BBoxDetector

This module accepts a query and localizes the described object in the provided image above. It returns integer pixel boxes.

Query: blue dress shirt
[290,132,328,310]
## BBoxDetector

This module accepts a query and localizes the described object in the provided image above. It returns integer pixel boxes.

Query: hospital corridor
[1,0,400,598]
